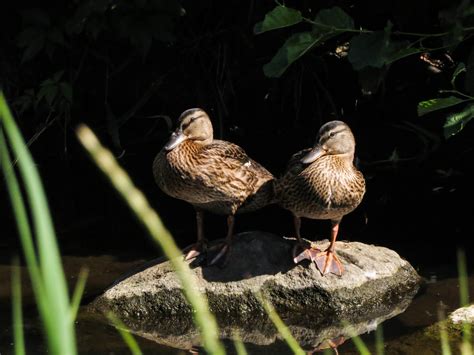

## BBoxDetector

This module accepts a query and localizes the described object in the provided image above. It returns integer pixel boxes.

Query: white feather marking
[244,161,252,167]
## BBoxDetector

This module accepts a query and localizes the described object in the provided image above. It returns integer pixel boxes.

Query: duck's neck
[170,139,210,157]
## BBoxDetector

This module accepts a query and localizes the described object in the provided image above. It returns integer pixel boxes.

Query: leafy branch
[255,5,474,78]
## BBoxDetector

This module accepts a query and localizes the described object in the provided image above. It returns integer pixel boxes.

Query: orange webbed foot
[314,249,344,276]
[292,242,321,264]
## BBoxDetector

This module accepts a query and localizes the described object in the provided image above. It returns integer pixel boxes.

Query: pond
[0,229,472,354]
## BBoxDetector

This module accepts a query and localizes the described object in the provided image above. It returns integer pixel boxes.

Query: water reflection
[113,288,417,353]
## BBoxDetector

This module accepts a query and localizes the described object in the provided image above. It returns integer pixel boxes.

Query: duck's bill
[300,145,326,164]
[165,131,186,151]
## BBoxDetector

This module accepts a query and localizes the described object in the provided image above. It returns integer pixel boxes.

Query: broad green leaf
[263,32,322,78]
[417,96,466,116]
[385,47,423,64]
[313,7,354,31]
[349,22,419,71]
[451,62,466,87]
[254,6,302,34]
[443,103,474,138]
[348,32,387,70]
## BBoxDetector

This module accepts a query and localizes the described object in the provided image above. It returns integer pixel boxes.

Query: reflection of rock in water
[114,289,415,352]
[88,231,421,352]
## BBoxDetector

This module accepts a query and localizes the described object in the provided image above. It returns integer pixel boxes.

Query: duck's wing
[281,148,312,177]
[199,140,274,203]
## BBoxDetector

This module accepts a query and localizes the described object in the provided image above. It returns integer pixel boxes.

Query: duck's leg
[184,210,207,260]
[314,220,344,276]
[208,215,234,266]
[292,215,321,264]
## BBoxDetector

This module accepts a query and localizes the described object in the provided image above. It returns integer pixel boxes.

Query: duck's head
[164,108,214,151]
[301,120,356,164]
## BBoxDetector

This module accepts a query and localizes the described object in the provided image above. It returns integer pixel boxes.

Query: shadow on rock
[87,231,421,352]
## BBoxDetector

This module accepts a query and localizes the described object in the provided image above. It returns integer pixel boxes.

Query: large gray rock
[88,231,420,351]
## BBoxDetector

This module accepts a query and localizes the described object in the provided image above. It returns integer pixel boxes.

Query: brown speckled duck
[275,120,365,276]
[153,108,274,265]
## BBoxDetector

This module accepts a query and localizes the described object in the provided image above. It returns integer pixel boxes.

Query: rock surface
[88,231,420,349]
[450,305,474,324]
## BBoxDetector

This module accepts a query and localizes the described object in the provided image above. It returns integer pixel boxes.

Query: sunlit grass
[1,92,77,354]
[438,307,452,355]
[256,292,305,355]
[375,325,384,355]
[232,330,248,355]
[76,124,225,355]
[107,313,143,355]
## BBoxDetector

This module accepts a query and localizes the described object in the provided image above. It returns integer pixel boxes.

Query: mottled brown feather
[153,124,274,216]
[275,121,365,223]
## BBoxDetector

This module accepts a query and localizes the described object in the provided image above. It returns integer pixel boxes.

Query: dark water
[0,236,473,354]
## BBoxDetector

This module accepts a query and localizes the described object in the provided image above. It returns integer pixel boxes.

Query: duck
[275,120,365,276]
[153,108,274,265]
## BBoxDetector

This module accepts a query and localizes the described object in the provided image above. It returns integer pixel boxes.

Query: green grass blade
[0,92,76,354]
[70,268,89,322]
[350,334,371,355]
[233,330,248,355]
[0,128,47,311]
[76,125,225,355]
[342,321,371,355]
[11,259,26,355]
[256,292,305,355]
[0,128,52,335]
[107,313,143,355]
[375,325,384,355]
[437,308,452,355]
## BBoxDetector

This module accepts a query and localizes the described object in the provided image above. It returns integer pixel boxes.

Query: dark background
[1,0,473,273]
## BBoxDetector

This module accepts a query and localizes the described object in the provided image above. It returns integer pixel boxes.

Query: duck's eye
[328,132,335,138]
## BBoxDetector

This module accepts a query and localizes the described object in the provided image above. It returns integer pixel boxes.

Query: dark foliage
[1,0,473,271]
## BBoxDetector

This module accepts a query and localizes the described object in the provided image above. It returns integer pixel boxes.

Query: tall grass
[11,258,26,355]
[76,124,225,355]
[256,292,305,355]
[1,92,78,354]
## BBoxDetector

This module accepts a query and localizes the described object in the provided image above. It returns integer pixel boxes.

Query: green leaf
[348,21,419,71]
[263,32,322,78]
[313,6,354,31]
[348,32,387,70]
[417,96,467,116]
[451,62,466,87]
[443,103,474,138]
[254,6,302,34]
[385,47,423,64]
